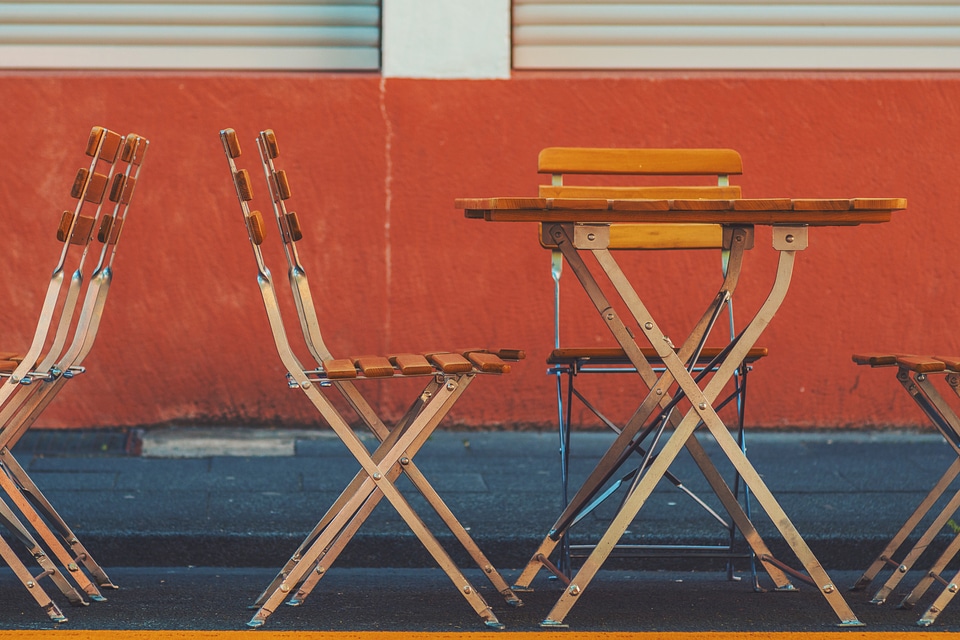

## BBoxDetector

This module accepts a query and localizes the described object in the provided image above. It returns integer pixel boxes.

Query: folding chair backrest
[2,127,141,394]
[538,147,743,250]
[0,127,148,446]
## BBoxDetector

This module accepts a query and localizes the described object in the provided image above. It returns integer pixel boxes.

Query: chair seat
[318,349,524,380]
[853,352,960,373]
[548,346,767,366]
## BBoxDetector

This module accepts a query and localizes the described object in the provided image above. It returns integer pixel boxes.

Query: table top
[456,197,907,226]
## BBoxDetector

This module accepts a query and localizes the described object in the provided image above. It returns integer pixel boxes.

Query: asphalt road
[1,567,958,633]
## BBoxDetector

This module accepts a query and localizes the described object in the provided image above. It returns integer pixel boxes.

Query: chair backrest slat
[538,147,743,177]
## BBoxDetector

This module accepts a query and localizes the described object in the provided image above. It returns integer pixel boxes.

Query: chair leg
[0,449,116,588]
[899,528,960,610]
[0,462,105,600]
[0,533,68,622]
[0,497,86,607]
[917,565,960,626]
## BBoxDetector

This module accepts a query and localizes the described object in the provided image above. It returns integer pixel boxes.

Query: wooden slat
[896,355,946,374]
[390,354,434,376]
[608,223,723,250]
[495,348,526,361]
[548,198,609,210]
[671,199,732,211]
[852,353,899,366]
[354,356,394,377]
[464,351,510,373]
[322,358,356,379]
[934,355,960,372]
[792,199,852,211]
[426,352,473,374]
[607,199,671,211]
[538,147,743,176]
[539,185,741,199]
[852,197,909,210]
[732,198,792,211]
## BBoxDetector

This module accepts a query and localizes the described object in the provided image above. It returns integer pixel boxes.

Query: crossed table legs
[514,223,862,627]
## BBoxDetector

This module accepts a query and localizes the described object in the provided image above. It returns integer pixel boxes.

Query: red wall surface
[0,70,957,431]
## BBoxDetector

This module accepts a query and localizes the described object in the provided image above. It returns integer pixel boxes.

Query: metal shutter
[513,1,960,70]
[0,1,380,70]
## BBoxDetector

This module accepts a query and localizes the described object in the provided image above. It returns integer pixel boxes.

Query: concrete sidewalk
[9,427,958,574]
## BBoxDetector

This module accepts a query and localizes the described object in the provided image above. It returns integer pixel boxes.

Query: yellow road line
[0,633,949,640]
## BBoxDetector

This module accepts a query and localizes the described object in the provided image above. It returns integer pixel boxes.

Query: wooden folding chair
[219,128,524,629]
[851,353,960,626]
[537,147,767,578]
[0,126,148,621]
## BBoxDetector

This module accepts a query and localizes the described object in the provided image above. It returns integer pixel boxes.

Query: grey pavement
[9,425,960,576]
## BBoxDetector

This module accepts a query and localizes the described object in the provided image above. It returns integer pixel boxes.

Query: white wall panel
[0,1,380,70]
[514,2,960,70]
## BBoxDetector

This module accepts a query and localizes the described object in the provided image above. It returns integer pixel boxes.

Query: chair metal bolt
[785,234,795,243]
[400,457,410,465]
[446,380,457,391]
[463,585,472,594]
[605,312,615,321]
[644,322,653,330]
[484,565,493,574]
[300,380,311,389]
[26,581,34,589]
[698,402,707,410]
[900,565,908,573]
[373,472,382,480]
[67,562,78,572]
[316,566,325,575]
[656,388,663,395]
[917,374,926,382]
[586,233,596,241]
[10,376,18,384]
[950,584,958,594]
[280,584,289,593]
[822,584,835,594]
[569,584,581,596]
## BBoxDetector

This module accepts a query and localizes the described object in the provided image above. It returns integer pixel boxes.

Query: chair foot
[774,583,798,592]
[838,619,866,628]
[499,588,523,607]
[484,619,506,630]
[42,603,67,623]
[539,619,569,629]
[66,593,89,607]
[510,584,534,593]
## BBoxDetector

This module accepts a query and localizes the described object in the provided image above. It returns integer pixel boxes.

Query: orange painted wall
[0,70,957,431]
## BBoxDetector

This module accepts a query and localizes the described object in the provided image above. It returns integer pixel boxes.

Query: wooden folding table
[457,195,906,628]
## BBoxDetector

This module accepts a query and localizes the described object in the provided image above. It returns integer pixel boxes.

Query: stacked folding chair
[219,128,525,629]
[852,353,960,626]
[0,126,148,621]
[537,147,765,580]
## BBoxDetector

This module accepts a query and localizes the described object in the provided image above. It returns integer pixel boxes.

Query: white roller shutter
[513,1,960,70]
[0,1,380,70]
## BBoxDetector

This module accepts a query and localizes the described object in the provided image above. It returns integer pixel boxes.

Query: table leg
[544,231,860,627]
